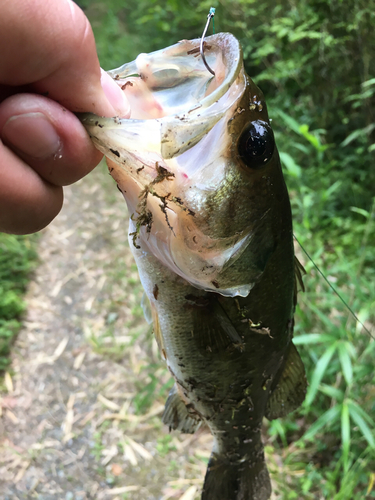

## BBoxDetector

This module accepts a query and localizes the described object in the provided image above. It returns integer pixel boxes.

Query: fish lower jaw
[184,279,254,298]
[135,231,255,297]
[131,221,258,298]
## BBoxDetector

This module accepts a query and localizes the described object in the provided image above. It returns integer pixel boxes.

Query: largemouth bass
[80,33,307,500]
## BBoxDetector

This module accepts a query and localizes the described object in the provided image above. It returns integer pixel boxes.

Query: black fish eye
[237,120,275,169]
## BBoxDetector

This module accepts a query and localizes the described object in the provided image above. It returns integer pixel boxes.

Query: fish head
[80,33,291,297]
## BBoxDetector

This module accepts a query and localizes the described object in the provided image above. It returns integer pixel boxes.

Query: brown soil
[0,163,213,500]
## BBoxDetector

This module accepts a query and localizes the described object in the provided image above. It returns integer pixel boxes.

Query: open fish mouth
[80,33,275,298]
[82,33,243,157]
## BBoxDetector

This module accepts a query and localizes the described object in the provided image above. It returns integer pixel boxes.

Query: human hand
[0,0,130,234]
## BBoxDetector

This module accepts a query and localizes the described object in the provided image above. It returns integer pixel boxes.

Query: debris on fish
[80,33,307,500]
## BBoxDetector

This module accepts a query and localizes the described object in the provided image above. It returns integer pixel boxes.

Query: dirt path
[0,163,212,500]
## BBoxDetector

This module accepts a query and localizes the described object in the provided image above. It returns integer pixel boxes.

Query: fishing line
[294,234,374,340]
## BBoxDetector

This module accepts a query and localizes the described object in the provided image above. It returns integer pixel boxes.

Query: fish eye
[237,120,275,169]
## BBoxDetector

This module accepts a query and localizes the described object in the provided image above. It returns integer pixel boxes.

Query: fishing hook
[200,7,216,76]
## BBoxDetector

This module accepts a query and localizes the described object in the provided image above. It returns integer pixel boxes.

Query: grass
[266,160,375,498]
[0,233,38,373]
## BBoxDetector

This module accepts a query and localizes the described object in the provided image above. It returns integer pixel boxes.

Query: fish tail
[202,450,271,500]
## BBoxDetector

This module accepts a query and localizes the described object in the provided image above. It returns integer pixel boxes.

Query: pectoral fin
[185,295,243,352]
[265,341,307,420]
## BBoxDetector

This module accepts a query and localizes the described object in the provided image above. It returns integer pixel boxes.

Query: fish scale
[80,32,307,500]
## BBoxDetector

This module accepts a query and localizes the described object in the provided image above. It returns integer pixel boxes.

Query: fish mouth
[79,32,243,169]
[80,33,245,211]
[80,33,256,297]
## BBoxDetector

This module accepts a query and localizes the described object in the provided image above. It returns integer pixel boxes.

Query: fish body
[80,33,307,500]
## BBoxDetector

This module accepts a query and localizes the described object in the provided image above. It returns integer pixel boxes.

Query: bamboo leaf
[305,342,337,407]
[293,333,337,345]
[362,77,375,88]
[350,206,370,218]
[270,419,287,447]
[319,383,344,401]
[275,109,302,135]
[347,402,375,448]
[341,401,351,471]
[279,152,302,178]
[338,342,353,385]
[303,405,341,441]
[341,129,362,147]
[347,400,375,426]
[299,125,320,149]
[306,303,341,331]
[324,180,342,198]
[341,123,375,147]
[360,339,375,358]
[349,410,375,449]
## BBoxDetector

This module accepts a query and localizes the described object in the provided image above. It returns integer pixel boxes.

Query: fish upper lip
[108,33,243,115]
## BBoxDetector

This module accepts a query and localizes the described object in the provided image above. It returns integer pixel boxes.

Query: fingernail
[2,113,61,159]
[101,69,131,118]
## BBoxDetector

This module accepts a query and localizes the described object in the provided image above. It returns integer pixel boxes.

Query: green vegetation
[0,233,38,372]
[133,366,174,415]
[156,434,177,457]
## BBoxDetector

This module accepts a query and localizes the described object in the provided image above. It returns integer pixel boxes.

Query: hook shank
[200,9,215,76]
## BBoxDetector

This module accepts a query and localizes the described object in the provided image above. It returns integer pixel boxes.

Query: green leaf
[338,342,353,385]
[348,403,375,449]
[279,152,302,178]
[299,124,320,149]
[298,124,329,152]
[341,401,350,471]
[275,109,302,135]
[289,30,322,42]
[324,180,342,199]
[341,129,363,147]
[350,206,370,218]
[341,123,375,147]
[292,142,310,154]
[305,342,338,407]
[360,339,375,359]
[362,77,375,88]
[303,404,341,441]
[306,303,342,332]
[347,400,375,427]
[269,419,288,447]
[319,383,344,401]
[293,333,337,345]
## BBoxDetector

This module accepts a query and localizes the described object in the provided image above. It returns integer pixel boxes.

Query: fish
[79,32,307,500]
